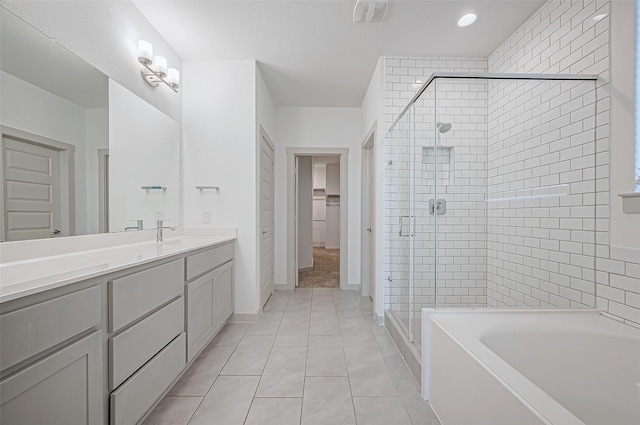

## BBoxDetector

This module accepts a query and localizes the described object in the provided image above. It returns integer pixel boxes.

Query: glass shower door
[410,86,437,347]
[387,110,412,339]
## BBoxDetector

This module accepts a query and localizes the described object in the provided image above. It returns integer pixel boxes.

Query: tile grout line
[243,292,291,425]
[185,323,248,425]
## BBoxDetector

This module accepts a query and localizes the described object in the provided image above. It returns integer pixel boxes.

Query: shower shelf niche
[423,146,453,184]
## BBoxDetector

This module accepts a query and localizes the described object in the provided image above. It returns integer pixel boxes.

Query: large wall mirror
[0,7,180,241]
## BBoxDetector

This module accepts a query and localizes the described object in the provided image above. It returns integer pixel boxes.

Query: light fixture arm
[139,60,178,92]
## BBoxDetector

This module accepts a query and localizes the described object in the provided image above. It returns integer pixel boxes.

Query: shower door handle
[399,215,414,237]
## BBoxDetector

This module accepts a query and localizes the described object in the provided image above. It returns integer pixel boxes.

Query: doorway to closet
[297,155,341,288]
[287,147,348,291]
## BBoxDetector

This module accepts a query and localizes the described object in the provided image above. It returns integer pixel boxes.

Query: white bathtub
[425,310,640,425]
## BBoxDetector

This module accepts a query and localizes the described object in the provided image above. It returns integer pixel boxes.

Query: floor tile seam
[381,325,421,391]
[196,336,241,396]
[165,395,206,398]
[351,395,405,399]
[344,365,359,425]
[251,318,282,403]
[184,395,205,425]
[301,292,338,425]
[253,395,304,399]
[239,376,261,425]
[184,368,219,425]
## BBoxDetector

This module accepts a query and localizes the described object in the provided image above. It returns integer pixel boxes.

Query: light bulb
[153,55,168,77]
[167,68,180,87]
[457,13,477,27]
[138,40,153,65]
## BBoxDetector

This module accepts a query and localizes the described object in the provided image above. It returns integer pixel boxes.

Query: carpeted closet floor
[298,247,340,288]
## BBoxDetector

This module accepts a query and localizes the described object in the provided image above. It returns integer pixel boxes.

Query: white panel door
[3,137,61,241]
[259,135,275,308]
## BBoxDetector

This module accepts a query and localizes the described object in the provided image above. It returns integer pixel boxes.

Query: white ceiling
[1,8,108,109]
[134,0,545,107]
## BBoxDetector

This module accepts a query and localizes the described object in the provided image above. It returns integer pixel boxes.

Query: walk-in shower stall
[384,72,600,376]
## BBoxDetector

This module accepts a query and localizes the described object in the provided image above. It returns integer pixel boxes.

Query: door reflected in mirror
[1,7,181,241]
[1,7,108,241]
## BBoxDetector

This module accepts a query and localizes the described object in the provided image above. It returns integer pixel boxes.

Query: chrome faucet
[124,220,144,231]
[156,220,175,242]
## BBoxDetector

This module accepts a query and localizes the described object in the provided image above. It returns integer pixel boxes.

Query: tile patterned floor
[143,288,441,425]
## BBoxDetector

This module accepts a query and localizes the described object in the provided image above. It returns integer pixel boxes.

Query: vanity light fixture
[457,13,477,27]
[138,40,180,92]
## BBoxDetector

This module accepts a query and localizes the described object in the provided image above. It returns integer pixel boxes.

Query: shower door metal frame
[389,71,600,334]
[389,72,599,132]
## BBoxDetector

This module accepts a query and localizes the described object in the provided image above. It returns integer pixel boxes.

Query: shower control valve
[429,199,447,215]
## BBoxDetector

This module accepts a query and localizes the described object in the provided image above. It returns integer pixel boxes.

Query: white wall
[182,59,259,315]
[0,70,99,235]
[609,0,638,250]
[297,156,313,269]
[274,107,362,287]
[360,57,386,319]
[1,71,86,150]
[257,64,276,140]
[108,80,180,232]
[3,0,182,121]
[361,57,384,136]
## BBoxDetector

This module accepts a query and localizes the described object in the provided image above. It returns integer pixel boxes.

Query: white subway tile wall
[485,78,598,308]
[384,0,640,327]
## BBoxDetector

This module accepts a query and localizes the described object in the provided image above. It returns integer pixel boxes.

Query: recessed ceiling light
[457,13,477,27]
[593,14,608,21]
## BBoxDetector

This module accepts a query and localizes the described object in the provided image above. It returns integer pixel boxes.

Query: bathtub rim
[423,308,610,425]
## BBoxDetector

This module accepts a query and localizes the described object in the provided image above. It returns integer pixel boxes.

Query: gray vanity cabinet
[1,238,235,425]
[186,271,216,360]
[214,261,233,328]
[186,242,234,362]
[0,331,103,425]
[0,284,103,425]
[107,260,186,425]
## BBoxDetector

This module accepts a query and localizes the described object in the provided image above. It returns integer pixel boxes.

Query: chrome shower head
[437,122,452,133]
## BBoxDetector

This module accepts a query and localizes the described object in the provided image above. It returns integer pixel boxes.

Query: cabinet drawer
[1,286,101,371]
[0,331,103,425]
[110,333,185,425]
[186,242,233,280]
[109,259,183,332]
[109,298,184,389]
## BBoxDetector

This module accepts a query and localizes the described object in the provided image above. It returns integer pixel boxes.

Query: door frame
[361,123,376,299]
[98,148,109,233]
[1,125,76,241]
[258,125,276,309]
[287,147,349,290]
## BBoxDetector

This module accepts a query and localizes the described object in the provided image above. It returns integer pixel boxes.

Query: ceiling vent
[353,0,388,23]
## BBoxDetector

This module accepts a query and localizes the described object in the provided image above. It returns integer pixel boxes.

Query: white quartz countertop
[0,230,235,303]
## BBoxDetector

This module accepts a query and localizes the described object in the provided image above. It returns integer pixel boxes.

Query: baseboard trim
[228,312,261,323]
[298,266,313,272]
[342,283,361,291]
[274,284,291,291]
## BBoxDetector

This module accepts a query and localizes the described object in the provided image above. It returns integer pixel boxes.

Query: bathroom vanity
[0,231,236,425]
